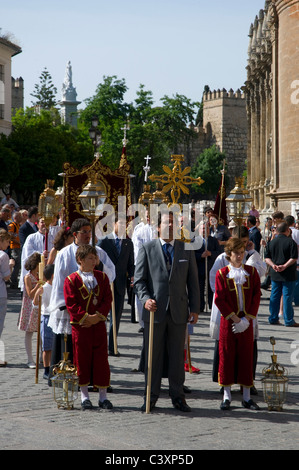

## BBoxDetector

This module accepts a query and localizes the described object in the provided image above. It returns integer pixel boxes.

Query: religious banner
[63,149,131,227]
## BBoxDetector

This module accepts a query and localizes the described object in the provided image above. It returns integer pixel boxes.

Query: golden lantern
[50,335,79,410]
[38,180,61,228]
[79,173,107,246]
[261,337,288,411]
[225,177,252,231]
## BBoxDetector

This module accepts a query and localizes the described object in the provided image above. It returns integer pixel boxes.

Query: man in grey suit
[134,211,200,412]
[97,214,134,355]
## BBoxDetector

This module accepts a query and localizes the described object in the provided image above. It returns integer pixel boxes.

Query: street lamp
[225,177,252,234]
[79,174,107,246]
[261,337,288,411]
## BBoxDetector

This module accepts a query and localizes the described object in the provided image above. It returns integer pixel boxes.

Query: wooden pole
[146,310,155,414]
[35,291,42,384]
[187,334,192,373]
[110,282,118,355]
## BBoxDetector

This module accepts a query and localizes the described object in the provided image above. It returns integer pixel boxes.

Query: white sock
[223,386,231,402]
[80,385,89,403]
[243,386,250,402]
[99,388,107,403]
[25,332,34,363]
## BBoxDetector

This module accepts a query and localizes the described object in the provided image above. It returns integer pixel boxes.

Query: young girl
[214,237,261,411]
[18,252,41,368]
[0,229,14,366]
[63,244,112,410]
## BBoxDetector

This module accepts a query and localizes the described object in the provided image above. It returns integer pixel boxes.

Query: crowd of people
[0,194,299,413]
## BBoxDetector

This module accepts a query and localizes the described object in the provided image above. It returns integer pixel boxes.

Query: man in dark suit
[247,215,262,253]
[195,222,221,312]
[97,214,134,356]
[19,206,38,249]
[134,211,200,412]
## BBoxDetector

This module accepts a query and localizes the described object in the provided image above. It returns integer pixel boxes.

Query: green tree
[191,145,226,199]
[6,108,93,203]
[30,67,57,109]
[0,135,20,189]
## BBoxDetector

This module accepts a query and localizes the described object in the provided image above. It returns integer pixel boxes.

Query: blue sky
[3,0,265,109]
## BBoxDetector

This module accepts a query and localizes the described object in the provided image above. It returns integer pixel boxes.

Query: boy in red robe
[63,244,112,410]
[214,238,261,411]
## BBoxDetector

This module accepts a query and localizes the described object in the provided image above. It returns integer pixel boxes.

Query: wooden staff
[110,282,118,355]
[204,219,209,313]
[146,309,155,414]
[187,334,192,373]
[35,257,45,384]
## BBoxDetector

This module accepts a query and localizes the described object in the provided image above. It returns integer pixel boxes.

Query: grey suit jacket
[134,239,200,324]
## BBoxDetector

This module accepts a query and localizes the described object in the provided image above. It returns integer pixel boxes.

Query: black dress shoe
[242,399,260,410]
[99,399,113,409]
[108,350,121,357]
[183,385,192,394]
[172,397,191,412]
[220,399,231,410]
[81,399,93,410]
[141,399,156,412]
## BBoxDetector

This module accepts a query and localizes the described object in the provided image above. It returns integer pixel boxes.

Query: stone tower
[244,0,299,216]
[58,61,81,127]
[202,88,247,191]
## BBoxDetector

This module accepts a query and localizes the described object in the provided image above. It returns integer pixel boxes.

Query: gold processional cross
[148,154,204,205]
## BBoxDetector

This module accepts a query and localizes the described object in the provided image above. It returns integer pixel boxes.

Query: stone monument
[58,61,81,127]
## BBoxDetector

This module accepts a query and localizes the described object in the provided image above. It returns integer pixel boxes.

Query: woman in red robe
[63,244,112,410]
[214,237,261,411]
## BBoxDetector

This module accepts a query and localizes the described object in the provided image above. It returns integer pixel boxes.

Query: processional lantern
[51,335,79,410]
[38,180,61,249]
[261,337,288,411]
[79,173,107,246]
[225,176,252,230]
[38,180,61,228]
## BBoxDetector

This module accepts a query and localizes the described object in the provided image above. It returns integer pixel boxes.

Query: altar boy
[63,244,112,410]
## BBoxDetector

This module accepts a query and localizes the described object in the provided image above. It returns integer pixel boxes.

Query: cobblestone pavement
[1,287,299,451]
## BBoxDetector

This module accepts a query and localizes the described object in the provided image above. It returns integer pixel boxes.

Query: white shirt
[0,251,10,298]
[132,222,157,263]
[19,231,51,291]
[40,282,52,316]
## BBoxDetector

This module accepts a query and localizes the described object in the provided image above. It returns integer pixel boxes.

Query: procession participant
[63,244,112,410]
[246,215,262,254]
[18,252,41,368]
[19,217,50,292]
[209,213,231,252]
[47,226,74,265]
[134,211,200,412]
[19,206,38,249]
[33,263,55,379]
[214,238,261,411]
[0,230,14,360]
[7,211,22,289]
[97,213,134,356]
[195,221,221,313]
[209,225,266,391]
[285,215,299,306]
[48,218,115,370]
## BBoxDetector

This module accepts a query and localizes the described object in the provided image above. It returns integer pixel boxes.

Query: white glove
[232,317,250,334]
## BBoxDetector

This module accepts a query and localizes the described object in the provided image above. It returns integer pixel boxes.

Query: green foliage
[0,135,20,187]
[79,78,200,198]
[191,145,226,198]
[6,108,93,201]
[30,67,57,109]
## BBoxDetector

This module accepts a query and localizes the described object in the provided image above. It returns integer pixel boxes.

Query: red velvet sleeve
[63,276,88,324]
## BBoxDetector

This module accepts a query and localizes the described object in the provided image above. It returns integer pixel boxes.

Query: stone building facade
[0,36,22,135]
[244,0,299,217]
